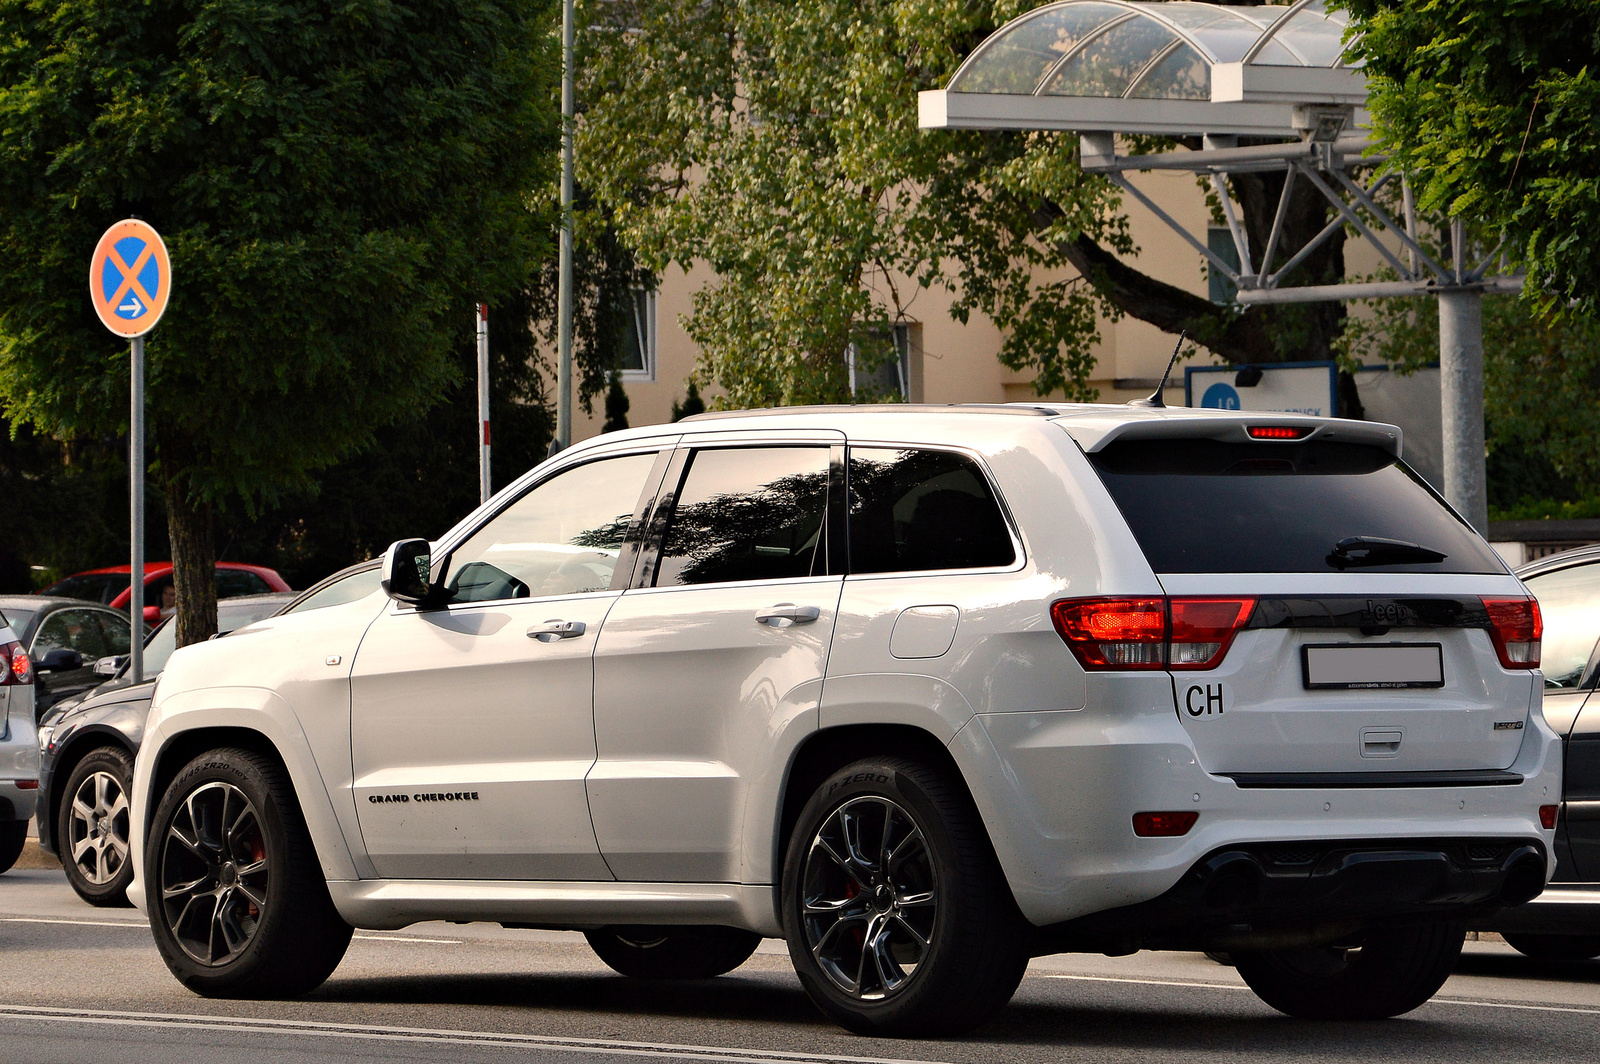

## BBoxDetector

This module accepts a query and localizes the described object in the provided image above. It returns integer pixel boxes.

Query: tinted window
[1089,439,1504,574]
[44,573,129,604]
[33,609,110,658]
[0,607,35,635]
[446,452,657,603]
[287,567,383,613]
[655,447,830,587]
[216,569,272,598]
[848,448,1015,574]
[96,612,133,656]
[141,621,177,677]
[1523,561,1600,689]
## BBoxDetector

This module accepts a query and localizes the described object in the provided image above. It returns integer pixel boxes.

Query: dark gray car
[37,561,379,906]
[0,597,141,720]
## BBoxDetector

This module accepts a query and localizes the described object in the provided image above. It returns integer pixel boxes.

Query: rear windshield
[1088,439,1504,574]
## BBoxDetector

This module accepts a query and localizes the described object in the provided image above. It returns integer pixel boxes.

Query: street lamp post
[555,0,575,452]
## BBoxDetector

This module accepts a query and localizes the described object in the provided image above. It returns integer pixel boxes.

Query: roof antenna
[1127,330,1186,408]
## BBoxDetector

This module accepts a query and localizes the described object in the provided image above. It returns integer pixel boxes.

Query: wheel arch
[45,729,135,855]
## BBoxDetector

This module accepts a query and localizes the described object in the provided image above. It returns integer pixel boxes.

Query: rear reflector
[1540,805,1558,830]
[1481,597,1542,670]
[1246,425,1310,440]
[1051,597,1255,671]
[14,780,36,791]
[1132,811,1199,837]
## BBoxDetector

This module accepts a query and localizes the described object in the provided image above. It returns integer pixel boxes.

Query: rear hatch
[1080,423,1536,779]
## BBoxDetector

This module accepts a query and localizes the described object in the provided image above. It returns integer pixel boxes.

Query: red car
[41,563,291,622]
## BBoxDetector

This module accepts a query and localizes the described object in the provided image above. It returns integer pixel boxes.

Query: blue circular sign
[1201,382,1241,409]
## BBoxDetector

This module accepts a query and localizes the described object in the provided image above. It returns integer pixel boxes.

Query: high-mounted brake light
[0,641,32,686]
[1481,597,1541,670]
[1051,597,1256,672]
[1246,425,1310,440]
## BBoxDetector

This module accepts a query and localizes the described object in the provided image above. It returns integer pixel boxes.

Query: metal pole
[477,303,491,504]
[129,336,145,683]
[556,0,575,451]
[1439,287,1488,534]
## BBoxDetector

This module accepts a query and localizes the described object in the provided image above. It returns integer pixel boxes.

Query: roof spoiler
[1056,414,1402,458]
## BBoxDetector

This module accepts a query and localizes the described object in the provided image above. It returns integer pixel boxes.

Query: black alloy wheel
[148,748,352,997]
[782,756,1029,1037]
[59,747,136,906]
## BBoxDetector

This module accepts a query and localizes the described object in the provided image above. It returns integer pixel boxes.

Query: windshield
[1523,561,1600,689]
[1088,439,1505,574]
[286,566,381,613]
[131,598,289,679]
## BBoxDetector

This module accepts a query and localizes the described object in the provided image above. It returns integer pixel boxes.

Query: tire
[585,925,761,979]
[146,747,352,997]
[1233,921,1466,1020]
[1503,932,1600,962]
[0,821,27,874]
[781,756,1030,1037]
[58,747,136,907]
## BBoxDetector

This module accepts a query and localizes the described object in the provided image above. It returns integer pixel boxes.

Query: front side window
[655,446,831,587]
[1523,561,1600,689]
[848,448,1015,574]
[445,452,658,604]
[96,612,132,656]
[32,609,110,659]
[217,569,272,598]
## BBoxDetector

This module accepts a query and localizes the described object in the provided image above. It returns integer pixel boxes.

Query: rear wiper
[1326,536,1447,570]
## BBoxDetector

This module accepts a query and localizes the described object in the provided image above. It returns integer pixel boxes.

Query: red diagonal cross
[105,243,157,314]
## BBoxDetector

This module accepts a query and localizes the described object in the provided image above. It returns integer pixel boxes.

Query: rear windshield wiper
[1327,536,1447,570]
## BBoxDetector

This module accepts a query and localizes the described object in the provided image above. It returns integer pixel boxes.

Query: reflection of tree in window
[446,452,656,602]
[656,448,831,587]
[848,449,1014,574]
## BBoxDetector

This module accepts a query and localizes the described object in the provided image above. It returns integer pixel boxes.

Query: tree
[602,372,630,432]
[0,0,556,644]
[1338,0,1600,317]
[671,381,706,422]
[579,0,1357,410]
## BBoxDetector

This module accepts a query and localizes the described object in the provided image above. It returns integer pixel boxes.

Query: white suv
[130,404,1559,1035]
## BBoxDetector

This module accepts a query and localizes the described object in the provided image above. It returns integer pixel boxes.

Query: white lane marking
[352,933,462,945]
[0,917,145,929]
[1042,971,1600,1018]
[0,1004,950,1064]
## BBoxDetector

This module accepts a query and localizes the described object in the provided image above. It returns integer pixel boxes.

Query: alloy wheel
[800,795,938,1000]
[68,770,130,886]
[159,781,270,966]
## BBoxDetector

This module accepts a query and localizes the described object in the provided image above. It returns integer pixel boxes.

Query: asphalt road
[3,863,1600,1064]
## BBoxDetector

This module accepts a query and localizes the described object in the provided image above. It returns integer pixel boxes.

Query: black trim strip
[1223,769,1524,789]
[1247,596,1490,632]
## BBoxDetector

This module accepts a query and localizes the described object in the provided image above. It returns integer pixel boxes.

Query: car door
[1531,557,1600,878]
[588,435,844,882]
[349,444,670,880]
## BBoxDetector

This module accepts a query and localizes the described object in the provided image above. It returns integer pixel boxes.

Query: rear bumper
[1034,836,1548,955]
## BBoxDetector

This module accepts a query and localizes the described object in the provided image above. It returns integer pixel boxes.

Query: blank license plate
[1301,643,1444,689]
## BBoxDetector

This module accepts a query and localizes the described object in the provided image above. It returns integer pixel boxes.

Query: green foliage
[0,0,557,509]
[577,0,1131,407]
[670,380,706,422]
[1338,291,1600,496]
[602,371,629,432]
[1339,0,1600,316]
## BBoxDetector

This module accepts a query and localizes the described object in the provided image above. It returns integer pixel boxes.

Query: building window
[848,323,918,400]
[1207,226,1241,305]
[617,289,656,381]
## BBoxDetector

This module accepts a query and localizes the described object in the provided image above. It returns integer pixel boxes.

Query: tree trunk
[163,477,217,649]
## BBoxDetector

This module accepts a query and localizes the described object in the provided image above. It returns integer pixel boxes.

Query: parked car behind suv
[130,405,1558,1035]
[0,608,40,873]
[41,563,291,623]
[38,562,381,906]
[1482,543,1600,958]
[0,597,141,719]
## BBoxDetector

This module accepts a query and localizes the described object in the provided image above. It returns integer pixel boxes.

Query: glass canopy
[947,0,1356,101]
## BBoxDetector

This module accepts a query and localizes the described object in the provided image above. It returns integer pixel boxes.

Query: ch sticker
[1185,683,1225,717]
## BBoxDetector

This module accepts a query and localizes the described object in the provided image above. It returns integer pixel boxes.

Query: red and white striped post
[476,303,490,504]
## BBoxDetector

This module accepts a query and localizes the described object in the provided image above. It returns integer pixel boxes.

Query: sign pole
[129,336,145,682]
[477,303,491,504]
[555,0,575,452]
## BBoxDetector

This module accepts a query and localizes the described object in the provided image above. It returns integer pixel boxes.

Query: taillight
[1050,598,1167,669]
[1051,597,1256,671]
[1481,597,1541,670]
[0,641,32,686]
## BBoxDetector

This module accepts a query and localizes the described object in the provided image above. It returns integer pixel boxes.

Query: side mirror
[381,539,441,607]
[142,605,161,623]
[94,655,126,677]
[36,648,84,673]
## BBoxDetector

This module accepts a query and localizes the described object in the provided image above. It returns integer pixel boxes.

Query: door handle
[527,619,586,642]
[754,604,821,628]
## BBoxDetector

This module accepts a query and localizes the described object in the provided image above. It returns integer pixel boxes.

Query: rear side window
[655,446,830,586]
[848,448,1014,574]
[1089,439,1503,574]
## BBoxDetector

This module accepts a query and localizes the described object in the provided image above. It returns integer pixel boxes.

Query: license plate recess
[1301,643,1444,690]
